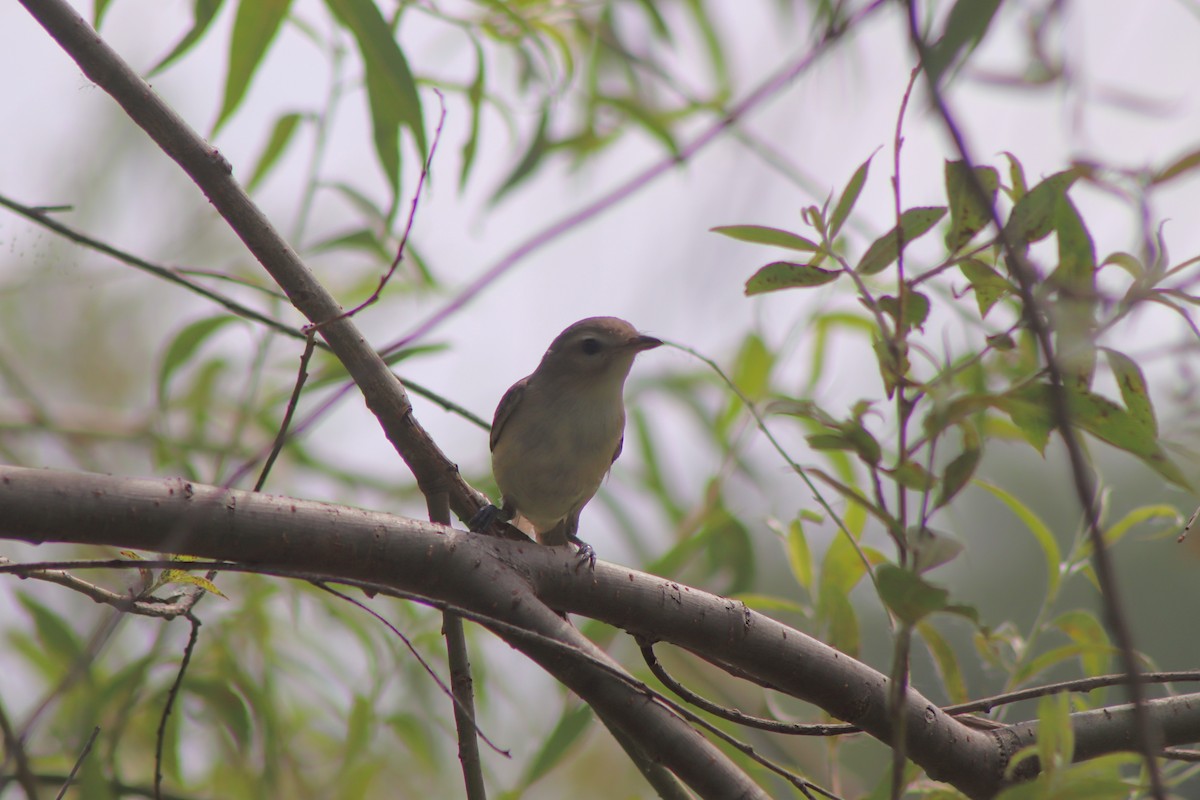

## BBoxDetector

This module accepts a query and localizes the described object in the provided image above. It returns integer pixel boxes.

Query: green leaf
[924,0,1004,84]
[997,755,1140,800]
[1100,251,1143,279]
[1150,146,1200,186]
[1035,691,1074,771]
[157,315,241,407]
[518,704,593,788]
[731,333,773,401]
[917,620,969,704]
[1002,151,1028,201]
[978,480,1062,601]
[491,107,550,204]
[857,207,948,275]
[910,527,965,573]
[878,291,930,331]
[744,261,839,295]
[842,420,882,465]
[1051,197,1096,291]
[1053,610,1111,678]
[459,39,486,191]
[18,593,85,666]
[711,224,821,252]
[1091,504,1181,553]
[149,0,226,76]
[829,153,875,239]
[944,159,999,251]
[215,0,292,133]
[731,593,809,615]
[785,518,813,591]
[1102,348,1156,437]
[187,678,253,749]
[1067,387,1186,486]
[996,385,1054,453]
[876,565,949,625]
[1003,170,1078,248]
[246,112,303,191]
[889,460,936,491]
[936,425,981,509]
[327,0,427,185]
[958,258,1013,317]
[819,587,860,658]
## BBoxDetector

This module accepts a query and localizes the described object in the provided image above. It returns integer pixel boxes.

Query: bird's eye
[580,337,602,355]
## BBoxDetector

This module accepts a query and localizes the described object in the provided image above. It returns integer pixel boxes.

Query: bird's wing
[490,377,528,451]
[611,435,623,465]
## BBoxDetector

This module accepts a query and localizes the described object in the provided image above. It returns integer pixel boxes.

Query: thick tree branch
[7,466,1198,797]
[0,465,764,799]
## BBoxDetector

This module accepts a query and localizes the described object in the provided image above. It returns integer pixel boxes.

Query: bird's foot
[567,534,597,572]
[468,503,503,533]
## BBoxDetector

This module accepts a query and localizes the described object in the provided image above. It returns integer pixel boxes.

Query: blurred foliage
[3,0,1200,798]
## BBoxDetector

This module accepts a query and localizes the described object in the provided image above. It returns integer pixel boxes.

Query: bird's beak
[626,334,663,353]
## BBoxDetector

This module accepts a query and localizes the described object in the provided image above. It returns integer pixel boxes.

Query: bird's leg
[468,500,514,533]
[562,513,596,572]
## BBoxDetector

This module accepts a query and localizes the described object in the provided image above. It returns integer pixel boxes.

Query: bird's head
[535,317,662,388]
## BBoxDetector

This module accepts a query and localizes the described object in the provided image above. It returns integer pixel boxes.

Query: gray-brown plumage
[475,317,661,560]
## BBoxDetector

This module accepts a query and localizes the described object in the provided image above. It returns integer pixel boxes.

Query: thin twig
[0,700,40,800]
[255,332,317,492]
[55,726,99,800]
[154,614,200,800]
[311,90,448,328]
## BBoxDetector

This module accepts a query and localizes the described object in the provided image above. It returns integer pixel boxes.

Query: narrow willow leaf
[744,261,839,295]
[978,480,1062,601]
[857,207,947,275]
[712,224,821,252]
[149,0,226,76]
[247,112,302,191]
[327,0,427,175]
[786,518,813,591]
[491,108,550,204]
[1036,691,1074,770]
[829,153,875,239]
[1051,197,1096,291]
[158,315,241,406]
[936,427,981,508]
[1150,147,1200,185]
[459,39,486,190]
[518,705,593,788]
[924,0,1003,84]
[215,0,292,134]
[917,620,969,704]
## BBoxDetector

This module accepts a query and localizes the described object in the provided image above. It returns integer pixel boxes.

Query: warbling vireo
[470,317,662,564]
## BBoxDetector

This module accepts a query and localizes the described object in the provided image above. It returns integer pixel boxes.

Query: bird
[470,317,662,566]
